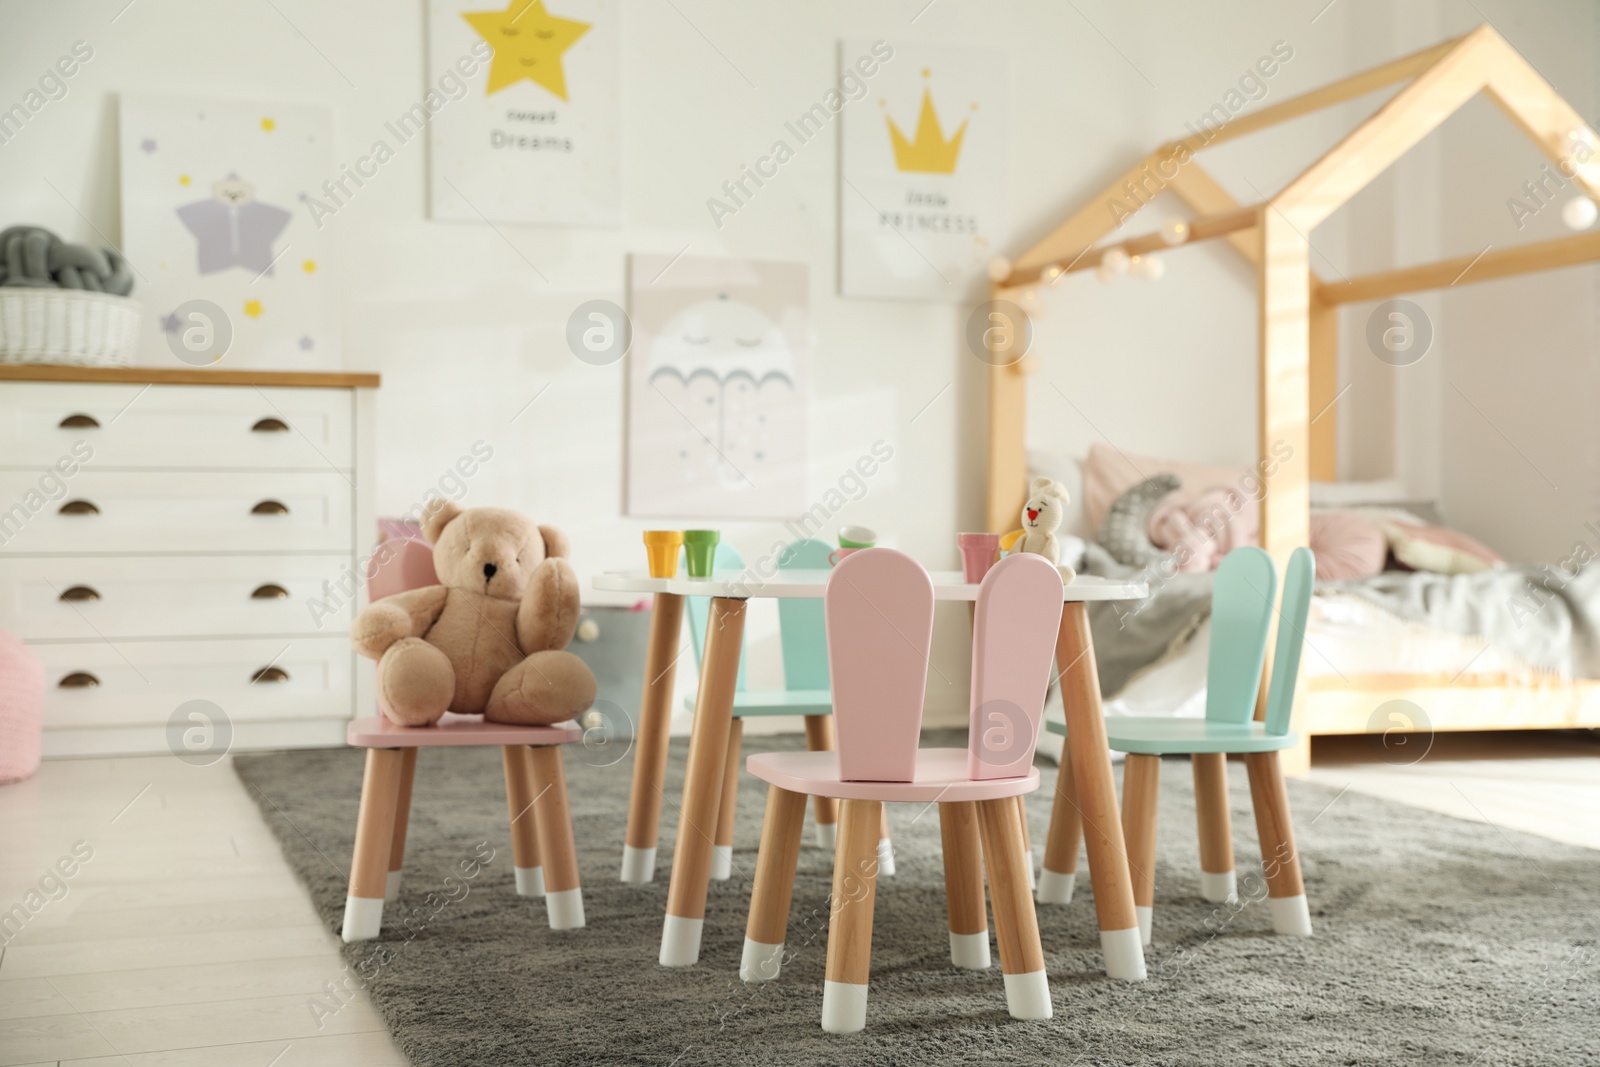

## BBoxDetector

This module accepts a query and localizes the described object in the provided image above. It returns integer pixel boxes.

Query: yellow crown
[885,75,970,175]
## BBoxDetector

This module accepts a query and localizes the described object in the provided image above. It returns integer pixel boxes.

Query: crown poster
[427,0,620,224]
[839,41,1007,301]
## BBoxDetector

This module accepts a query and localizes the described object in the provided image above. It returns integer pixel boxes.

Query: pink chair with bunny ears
[740,549,1062,1034]
[339,538,587,943]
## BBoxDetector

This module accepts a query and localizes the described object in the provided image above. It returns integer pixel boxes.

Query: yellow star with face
[463,0,590,100]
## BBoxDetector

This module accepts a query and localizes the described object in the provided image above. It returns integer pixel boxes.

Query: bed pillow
[1379,520,1504,575]
[1097,474,1180,566]
[1081,443,1250,536]
[1308,510,1386,581]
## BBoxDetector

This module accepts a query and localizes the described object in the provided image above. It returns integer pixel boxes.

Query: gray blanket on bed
[1081,543,1600,695]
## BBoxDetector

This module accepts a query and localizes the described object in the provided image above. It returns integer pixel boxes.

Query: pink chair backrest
[824,548,935,782]
[967,553,1064,780]
[366,538,439,600]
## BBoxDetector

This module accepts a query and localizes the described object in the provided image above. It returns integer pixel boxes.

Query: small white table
[594,565,1152,980]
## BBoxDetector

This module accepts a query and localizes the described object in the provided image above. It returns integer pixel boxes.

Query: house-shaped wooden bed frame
[986,26,1600,773]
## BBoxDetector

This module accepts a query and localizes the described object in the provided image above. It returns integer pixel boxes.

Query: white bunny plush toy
[1014,477,1077,583]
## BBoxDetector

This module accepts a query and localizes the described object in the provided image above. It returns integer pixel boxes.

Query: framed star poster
[118,94,338,368]
[625,255,808,518]
[839,41,1007,302]
[428,0,620,225]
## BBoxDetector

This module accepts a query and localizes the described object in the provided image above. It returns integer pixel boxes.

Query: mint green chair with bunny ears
[1109,547,1316,947]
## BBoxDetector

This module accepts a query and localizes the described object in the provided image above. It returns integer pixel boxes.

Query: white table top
[592,568,1148,602]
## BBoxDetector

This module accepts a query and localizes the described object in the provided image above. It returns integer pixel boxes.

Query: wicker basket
[0,288,142,367]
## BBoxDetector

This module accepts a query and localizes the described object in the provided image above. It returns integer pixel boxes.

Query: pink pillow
[1308,511,1386,580]
[1080,443,1251,536]
[0,630,44,784]
[1380,520,1503,575]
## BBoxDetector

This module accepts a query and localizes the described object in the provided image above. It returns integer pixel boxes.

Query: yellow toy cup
[643,531,684,578]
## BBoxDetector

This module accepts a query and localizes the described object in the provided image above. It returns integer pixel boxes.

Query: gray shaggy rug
[235,731,1600,1066]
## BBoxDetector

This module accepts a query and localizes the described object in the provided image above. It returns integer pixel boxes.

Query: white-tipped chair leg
[876,838,895,877]
[815,821,836,849]
[1199,869,1237,904]
[710,844,733,881]
[659,914,704,967]
[544,887,585,930]
[1099,927,1147,981]
[1036,868,1075,905]
[1269,894,1313,937]
[1002,970,1052,1020]
[383,870,402,903]
[619,844,656,884]
[740,937,785,983]
[341,896,384,943]
[821,981,868,1034]
[1135,905,1153,947]
[949,930,991,971]
[515,865,545,898]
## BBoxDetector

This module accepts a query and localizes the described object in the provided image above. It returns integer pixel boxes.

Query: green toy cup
[683,530,720,578]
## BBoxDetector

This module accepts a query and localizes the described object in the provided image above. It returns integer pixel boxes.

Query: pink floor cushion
[0,630,44,784]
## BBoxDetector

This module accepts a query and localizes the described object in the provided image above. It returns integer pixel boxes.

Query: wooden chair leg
[1015,795,1035,891]
[804,715,839,848]
[1122,754,1160,947]
[1245,752,1311,936]
[1039,742,1083,904]
[741,785,808,982]
[877,804,895,877]
[822,799,882,1034]
[1191,753,1236,903]
[342,748,405,942]
[527,745,585,930]
[503,745,543,898]
[712,719,743,881]
[385,747,418,903]
[976,797,1051,1020]
[939,801,989,970]
[622,591,684,884]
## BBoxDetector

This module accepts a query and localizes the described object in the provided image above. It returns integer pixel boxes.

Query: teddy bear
[1015,476,1077,583]
[350,501,597,727]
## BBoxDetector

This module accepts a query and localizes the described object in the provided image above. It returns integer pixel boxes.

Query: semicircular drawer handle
[59,413,100,429]
[251,583,290,599]
[59,585,101,602]
[252,666,291,684]
[59,500,99,515]
[58,671,101,688]
[251,417,290,433]
[251,500,290,515]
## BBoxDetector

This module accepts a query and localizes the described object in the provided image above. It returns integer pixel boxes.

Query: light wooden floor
[3,730,1597,1066]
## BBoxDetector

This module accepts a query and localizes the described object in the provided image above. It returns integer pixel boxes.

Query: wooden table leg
[660,596,746,966]
[742,785,807,982]
[1192,753,1237,903]
[1056,601,1146,980]
[878,804,896,877]
[939,801,989,970]
[1122,753,1160,947]
[1246,752,1312,936]
[503,745,543,897]
[386,747,418,903]
[528,746,585,930]
[822,798,882,1033]
[977,796,1052,1020]
[712,718,743,881]
[622,591,684,884]
[1039,742,1083,904]
[1015,795,1034,890]
[803,715,839,847]
[341,747,404,943]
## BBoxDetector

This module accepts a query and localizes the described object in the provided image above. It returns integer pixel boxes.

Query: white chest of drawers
[0,365,379,758]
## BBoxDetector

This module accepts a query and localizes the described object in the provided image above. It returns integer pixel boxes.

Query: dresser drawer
[0,554,355,639]
[0,470,353,554]
[0,382,353,471]
[35,636,353,729]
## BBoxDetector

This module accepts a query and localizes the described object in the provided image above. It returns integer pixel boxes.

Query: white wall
[3,0,1593,727]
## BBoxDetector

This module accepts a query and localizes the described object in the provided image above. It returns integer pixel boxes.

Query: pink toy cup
[958,532,1001,584]
[828,546,864,566]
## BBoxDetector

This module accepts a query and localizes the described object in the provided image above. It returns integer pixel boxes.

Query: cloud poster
[428,0,620,225]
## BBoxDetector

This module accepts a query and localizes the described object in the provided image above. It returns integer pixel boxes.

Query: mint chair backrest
[1205,547,1277,725]
[686,542,749,692]
[967,553,1064,780]
[776,539,832,690]
[825,548,935,782]
[1265,547,1315,736]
